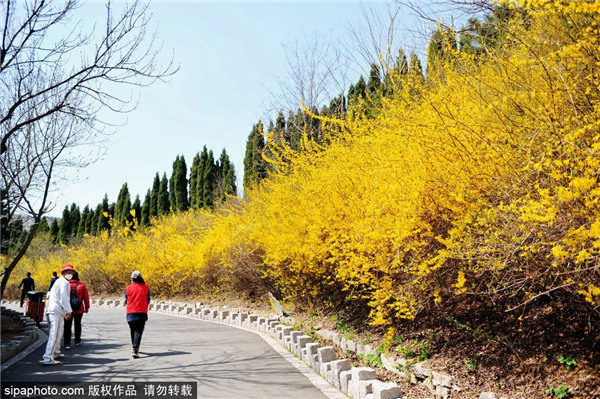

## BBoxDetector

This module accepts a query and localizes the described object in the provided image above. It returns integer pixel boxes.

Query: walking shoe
[54,353,65,359]
[131,350,140,359]
[75,341,82,346]
[64,344,70,350]
[41,359,62,366]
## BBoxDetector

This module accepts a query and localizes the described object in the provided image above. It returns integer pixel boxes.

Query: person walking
[48,272,59,292]
[41,264,74,365]
[125,270,150,358]
[18,272,35,307]
[63,272,90,349]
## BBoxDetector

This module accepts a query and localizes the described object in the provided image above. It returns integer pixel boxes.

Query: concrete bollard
[288,331,301,351]
[218,310,229,322]
[372,381,402,399]
[295,336,312,356]
[340,370,353,394]
[238,312,248,326]
[317,346,336,364]
[350,367,377,399]
[331,359,352,389]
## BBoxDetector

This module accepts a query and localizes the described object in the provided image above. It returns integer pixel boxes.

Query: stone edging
[0,306,42,367]
[95,298,402,399]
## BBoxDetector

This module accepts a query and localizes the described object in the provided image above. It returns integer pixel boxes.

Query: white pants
[43,312,64,362]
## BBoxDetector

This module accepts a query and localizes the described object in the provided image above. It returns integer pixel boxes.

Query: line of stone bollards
[94,298,402,399]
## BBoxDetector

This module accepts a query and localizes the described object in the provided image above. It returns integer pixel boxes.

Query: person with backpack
[124,270,150,358]
[41,264,74,365]
[64,272,90,350]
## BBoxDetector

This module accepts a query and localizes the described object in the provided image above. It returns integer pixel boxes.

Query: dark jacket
[69,279,90,314]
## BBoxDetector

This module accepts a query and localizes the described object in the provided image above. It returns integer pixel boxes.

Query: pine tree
[216,149,237,201]
[202,150,215,208]
[115,183,131,227]
[58,206,72,244]
[77,206,91,237]
[243,122,267,191]
[141,189,151,226]
[131,195,141,228]
[150,173,160,217]
[158,173,170,215]
[69,203,80,240]
[49,219,59,244]
[96,194,110,233]
[170,155,189,212]
[37,217,50,234]
[189,153,201,209]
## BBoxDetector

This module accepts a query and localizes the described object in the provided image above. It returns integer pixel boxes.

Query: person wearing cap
[124,270,150,358]
[63,272,90,349]
[41,264,74,365]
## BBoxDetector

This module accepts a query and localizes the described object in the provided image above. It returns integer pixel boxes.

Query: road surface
[1,307,336,399]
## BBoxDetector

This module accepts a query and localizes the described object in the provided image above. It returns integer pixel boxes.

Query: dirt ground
[1,314,25,343]
[177,292,599,399]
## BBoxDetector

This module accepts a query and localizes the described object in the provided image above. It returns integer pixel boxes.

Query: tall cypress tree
[150,173,160,217]
[243,122,267,191]
[58,206,72,244]
[69,203,80,240]
[216,149,237,201]
[115,183,131,227]
[77,206,90,237]
[141,189,151,226]
[131,195,141,228]
[170,155,189,212]
[158,173,170,215]
[49,219,59,244]
[202,150,215,208]
[96,194,111,233]
[189,153,200,209]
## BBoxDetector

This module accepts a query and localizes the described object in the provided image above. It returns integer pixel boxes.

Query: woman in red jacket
[64,272,90,349]
[124,270,150,358]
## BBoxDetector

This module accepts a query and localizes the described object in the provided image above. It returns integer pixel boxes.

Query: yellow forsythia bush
[18,1,600,326]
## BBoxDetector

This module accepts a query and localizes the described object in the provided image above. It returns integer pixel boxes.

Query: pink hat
[61,264,76,273]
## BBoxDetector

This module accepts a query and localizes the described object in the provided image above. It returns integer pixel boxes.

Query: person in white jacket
[41,264,74,365]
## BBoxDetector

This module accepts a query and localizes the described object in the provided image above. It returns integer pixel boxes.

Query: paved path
[1,307,332,398]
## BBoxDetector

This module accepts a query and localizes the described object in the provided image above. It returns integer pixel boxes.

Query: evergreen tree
[426,27,457,81]
[49,219,59,244]
[189,153,201,209]
[96,194,111,233]
[349,76,367,104]
[367,63,381,96]
[84,207,94,234]
[158,173,170,215]
[58,205,72,244]
[131,195,141,228]
[150,173,160,217]
[170,155,189,212]
[202,150,215,208]
[216,149,237,201]
[243,122,267,191]
[69,203,81,240]
[141,189,151,226]
[77,206,90,237]
[115,183,131,227]
[37,217,50,234]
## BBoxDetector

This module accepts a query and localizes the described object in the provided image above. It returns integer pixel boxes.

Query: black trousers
[128,320,146,350]
[64,313,83,345]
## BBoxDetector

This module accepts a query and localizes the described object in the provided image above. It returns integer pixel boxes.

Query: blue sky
[49,1,441,217]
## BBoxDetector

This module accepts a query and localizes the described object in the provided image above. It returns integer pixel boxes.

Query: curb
[1,305,48,371]
[95,298,402,399]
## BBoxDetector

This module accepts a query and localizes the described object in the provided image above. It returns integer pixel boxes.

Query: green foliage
[557,355,577,371]
[463,358,477,372]
[545,386,570,398]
